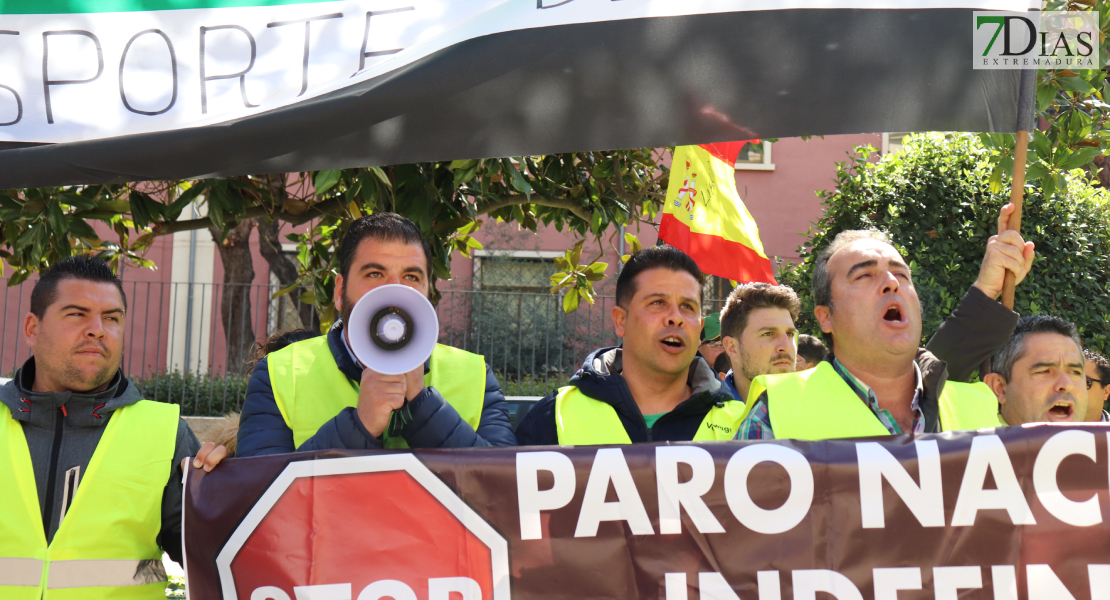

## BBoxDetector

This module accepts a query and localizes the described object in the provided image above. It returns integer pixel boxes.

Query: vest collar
[722,371,743,402]
[573,346,731,416]
[1,357,140,430]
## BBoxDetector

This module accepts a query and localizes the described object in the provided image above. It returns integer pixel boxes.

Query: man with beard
[986,316,1088,426]
[0,256,224,597]
[515,246,741,445]
[736,229,1006,440]
[718,283,801,402]
[237,213,515,455]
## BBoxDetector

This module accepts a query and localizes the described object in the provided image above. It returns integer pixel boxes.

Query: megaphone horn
[347,284,438,375]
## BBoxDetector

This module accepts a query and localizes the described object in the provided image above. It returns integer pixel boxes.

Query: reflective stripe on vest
[269,337,487,448]
[747,361,1001,441]
[554,386,747,445]
[0,400,177,599]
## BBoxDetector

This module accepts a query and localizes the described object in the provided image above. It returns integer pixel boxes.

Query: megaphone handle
[385,401,413,440]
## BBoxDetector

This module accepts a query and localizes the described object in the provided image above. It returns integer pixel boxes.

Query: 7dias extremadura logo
[974,11,1100,69]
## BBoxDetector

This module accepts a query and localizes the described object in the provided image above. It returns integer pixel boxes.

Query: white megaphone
[346,284,438,375]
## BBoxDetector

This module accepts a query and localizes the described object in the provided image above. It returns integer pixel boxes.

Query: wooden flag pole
[980,67,1034,378]
[999,129,1029,310]
[999,65,1037,310]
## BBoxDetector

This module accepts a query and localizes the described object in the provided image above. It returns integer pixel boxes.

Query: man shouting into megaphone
[237,213,516,456]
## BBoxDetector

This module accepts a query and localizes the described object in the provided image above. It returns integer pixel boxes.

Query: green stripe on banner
[0,0,334,15]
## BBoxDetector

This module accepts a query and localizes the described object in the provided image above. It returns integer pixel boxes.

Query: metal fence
[0,279,654,415]
[0,277,731,415]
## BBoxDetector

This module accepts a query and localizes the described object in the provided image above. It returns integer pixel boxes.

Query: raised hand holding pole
[1000,66,1037,311]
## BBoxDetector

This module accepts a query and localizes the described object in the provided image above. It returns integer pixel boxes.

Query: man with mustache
[718,283,801,402]
[515,246,741,445]
[986,316,1088,425]
[0,256,224,597]
[735,220,1027,439]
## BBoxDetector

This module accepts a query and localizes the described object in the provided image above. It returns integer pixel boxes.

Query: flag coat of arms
[660,143,776,284]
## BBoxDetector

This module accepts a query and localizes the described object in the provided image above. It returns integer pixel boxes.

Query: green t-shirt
[644,413,666,429]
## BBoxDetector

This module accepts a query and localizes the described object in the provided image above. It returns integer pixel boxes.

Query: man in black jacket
[515,246,740,445]
[0,256,223,591]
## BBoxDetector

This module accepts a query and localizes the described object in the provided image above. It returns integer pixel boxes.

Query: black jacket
[237,322,516,456]
[0,358,199,566]
[925,285,1020,381]
[515,346,738,445]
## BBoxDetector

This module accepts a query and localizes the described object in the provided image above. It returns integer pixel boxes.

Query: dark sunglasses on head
[1087,376,1104,390]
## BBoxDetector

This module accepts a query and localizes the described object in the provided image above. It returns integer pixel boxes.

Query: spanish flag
[660,143,776,284]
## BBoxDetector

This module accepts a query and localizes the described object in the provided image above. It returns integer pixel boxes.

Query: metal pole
[183,204,199,374]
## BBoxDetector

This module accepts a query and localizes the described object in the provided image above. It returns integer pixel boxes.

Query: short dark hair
[990,315,1083,380]
[812,229,894,309]
[719,283,801,341]
[713,352,732,375]
[797,334,828,365]
[1084,348,1110,384]
[615,246,705,308]
[338,213,432,280]
[30,255,126,319]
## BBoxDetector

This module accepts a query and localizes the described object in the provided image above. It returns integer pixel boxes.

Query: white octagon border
[215,454,511,600]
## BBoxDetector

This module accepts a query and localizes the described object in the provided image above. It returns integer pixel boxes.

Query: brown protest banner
[183,424,1110,600]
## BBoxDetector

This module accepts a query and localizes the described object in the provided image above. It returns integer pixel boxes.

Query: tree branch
[432,194,593,235]
[149,195,347,237]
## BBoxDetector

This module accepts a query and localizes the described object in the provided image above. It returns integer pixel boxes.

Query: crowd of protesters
[0,205,1103,594]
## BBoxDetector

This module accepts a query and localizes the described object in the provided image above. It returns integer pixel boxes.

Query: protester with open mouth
[985,315,1088,426]
[735,228,1004,440]
[514,246,742,445]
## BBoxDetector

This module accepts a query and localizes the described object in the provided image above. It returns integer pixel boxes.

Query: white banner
[0,0,1037,145]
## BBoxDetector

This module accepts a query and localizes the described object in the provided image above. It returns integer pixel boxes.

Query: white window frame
[472,249,563,291]
[882,132,913,155]
[734,140,775,171]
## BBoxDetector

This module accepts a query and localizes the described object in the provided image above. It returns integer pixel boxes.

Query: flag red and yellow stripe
[660,142,776,284]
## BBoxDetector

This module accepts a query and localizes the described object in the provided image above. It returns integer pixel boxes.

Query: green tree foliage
[0,150,667,327]
[778,133,1110,355]
[980,0,1110,197]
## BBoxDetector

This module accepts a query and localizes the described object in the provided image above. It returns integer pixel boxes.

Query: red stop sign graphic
[215,455,510,600]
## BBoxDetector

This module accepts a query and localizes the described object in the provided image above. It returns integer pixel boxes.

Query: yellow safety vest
[269,337,487,448]
[0,400,178,600]
[743,361,1000,440]
[554,386,747,445]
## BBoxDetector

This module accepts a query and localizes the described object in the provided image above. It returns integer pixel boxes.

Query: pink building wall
[738,134,881,262]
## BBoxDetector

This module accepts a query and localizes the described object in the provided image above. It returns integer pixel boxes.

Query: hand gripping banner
[184,424,1110,600]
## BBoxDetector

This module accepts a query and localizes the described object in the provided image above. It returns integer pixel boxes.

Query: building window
[734,141,775,171]
[882,133,911,155]
[473,250,563,293]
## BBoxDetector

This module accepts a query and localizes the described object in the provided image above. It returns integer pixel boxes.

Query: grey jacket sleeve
[925,285,1019,382]
[159,419,201,566]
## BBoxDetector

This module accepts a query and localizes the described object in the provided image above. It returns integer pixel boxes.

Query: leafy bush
[166,575,185,599]
[132,370,250,416]
[779,133,1110,362]
[131,368,568,416]
[498,373,571,398]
